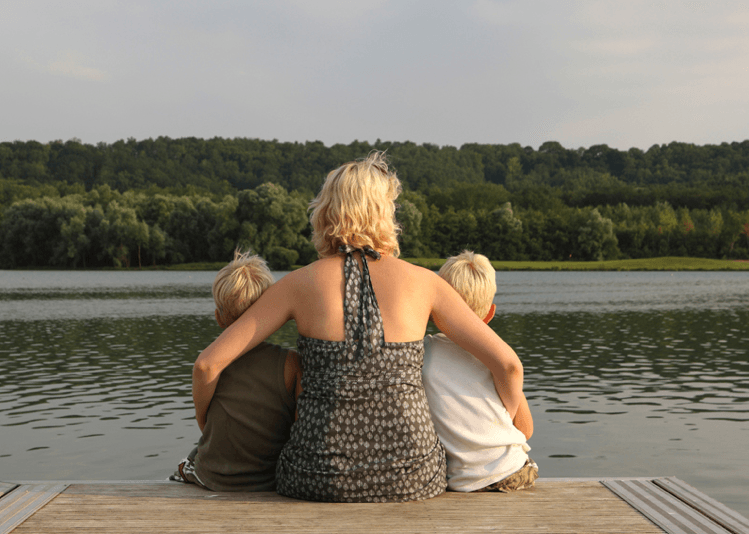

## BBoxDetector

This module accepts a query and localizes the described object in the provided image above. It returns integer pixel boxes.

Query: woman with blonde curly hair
[193,152,524,503]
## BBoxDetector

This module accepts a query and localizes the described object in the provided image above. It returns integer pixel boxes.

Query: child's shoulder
[424,332,451,347]
[424,333,489,372]
[424,332,462,348]
[424,333,464,363]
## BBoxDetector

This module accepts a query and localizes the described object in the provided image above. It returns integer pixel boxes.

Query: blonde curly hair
[310,151,402,258]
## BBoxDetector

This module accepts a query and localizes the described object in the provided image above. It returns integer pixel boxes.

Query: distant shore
[405,257,749,271]
[8,256,746,272]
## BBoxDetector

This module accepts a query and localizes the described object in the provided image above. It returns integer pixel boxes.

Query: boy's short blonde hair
[438,251,497,318]
[212,249,274,327]
[309,151,402,258]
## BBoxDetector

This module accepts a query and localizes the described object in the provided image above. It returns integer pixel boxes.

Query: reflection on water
[0,270,747,516]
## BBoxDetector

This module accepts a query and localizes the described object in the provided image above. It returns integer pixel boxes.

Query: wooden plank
[11,480,663,533]
[0,483,68,534]
[536,477,653,484]
[653,477,749,534]
[8,480,177,486]
[0,484,18,499]
[603,479,734,534]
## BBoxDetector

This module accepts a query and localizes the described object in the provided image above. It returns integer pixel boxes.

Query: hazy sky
[2,1,748,151]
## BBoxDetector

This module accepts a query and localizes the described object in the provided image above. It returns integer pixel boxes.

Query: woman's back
[276,248,447,502]
[289,253,436,344]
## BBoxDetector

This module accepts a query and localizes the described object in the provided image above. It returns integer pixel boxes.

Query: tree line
[1,137,749,269]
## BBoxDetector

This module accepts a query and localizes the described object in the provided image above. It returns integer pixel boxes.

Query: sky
[2,1,748,151]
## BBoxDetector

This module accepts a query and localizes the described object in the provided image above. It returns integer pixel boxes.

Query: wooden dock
[1,477,747,533]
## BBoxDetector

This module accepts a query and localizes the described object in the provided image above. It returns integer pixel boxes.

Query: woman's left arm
[192,274,297,431]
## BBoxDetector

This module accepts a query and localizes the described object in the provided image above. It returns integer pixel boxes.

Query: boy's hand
[512,393,534,440]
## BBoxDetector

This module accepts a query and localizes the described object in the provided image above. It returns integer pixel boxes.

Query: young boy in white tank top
[422,251,538,492]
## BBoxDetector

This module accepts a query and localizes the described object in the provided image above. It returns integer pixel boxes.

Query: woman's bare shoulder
[383,257,441,282]
[371,257,443,301]
[295,256,343,281]
[278,257,344,303]
[282,257,340,282]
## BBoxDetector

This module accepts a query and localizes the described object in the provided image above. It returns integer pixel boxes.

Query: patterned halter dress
[276,246,447,502]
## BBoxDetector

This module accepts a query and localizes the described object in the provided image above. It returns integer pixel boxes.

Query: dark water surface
[1,270,747,516]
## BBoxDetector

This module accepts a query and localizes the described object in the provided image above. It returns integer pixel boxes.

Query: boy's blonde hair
[438,251,497,318]
[310,151,402,258]
[212,249,274,327]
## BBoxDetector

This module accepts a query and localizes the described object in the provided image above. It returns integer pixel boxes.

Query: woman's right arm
[429,273,525,419]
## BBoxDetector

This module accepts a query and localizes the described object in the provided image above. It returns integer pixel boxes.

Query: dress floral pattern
[276,247,447,502]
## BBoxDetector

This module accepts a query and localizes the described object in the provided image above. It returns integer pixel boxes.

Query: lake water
[1,270,747,516]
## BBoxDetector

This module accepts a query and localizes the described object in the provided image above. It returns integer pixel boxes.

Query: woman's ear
[482,303,496,324]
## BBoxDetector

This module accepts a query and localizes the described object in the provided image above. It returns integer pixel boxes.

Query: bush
[267,246,299,270]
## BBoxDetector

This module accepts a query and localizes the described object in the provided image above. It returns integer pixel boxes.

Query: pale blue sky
[2,1,748,150]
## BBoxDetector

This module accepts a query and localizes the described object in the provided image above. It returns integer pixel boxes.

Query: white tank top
[422,333,530,491]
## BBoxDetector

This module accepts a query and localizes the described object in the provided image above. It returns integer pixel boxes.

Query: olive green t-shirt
[194,342,296,491]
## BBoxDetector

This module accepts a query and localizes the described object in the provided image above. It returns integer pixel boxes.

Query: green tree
[96,201,150,267]
[397,198,427,257]
[159,196,236,264]
[236,183,310,268]
[504,157,523,190]
[480,202,523,260]
[427,207,479,257]
[59,201,92,267]
[575,208,619,261]
[0,197,71,267]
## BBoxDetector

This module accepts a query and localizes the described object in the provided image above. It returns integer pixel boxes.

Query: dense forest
[1,137,749,269]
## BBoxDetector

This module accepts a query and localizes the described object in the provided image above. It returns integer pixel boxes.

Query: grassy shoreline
[11,256,745,272]
[404,257,749,271]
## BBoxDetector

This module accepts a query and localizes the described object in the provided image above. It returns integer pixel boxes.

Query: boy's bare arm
[492,374,534,440]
